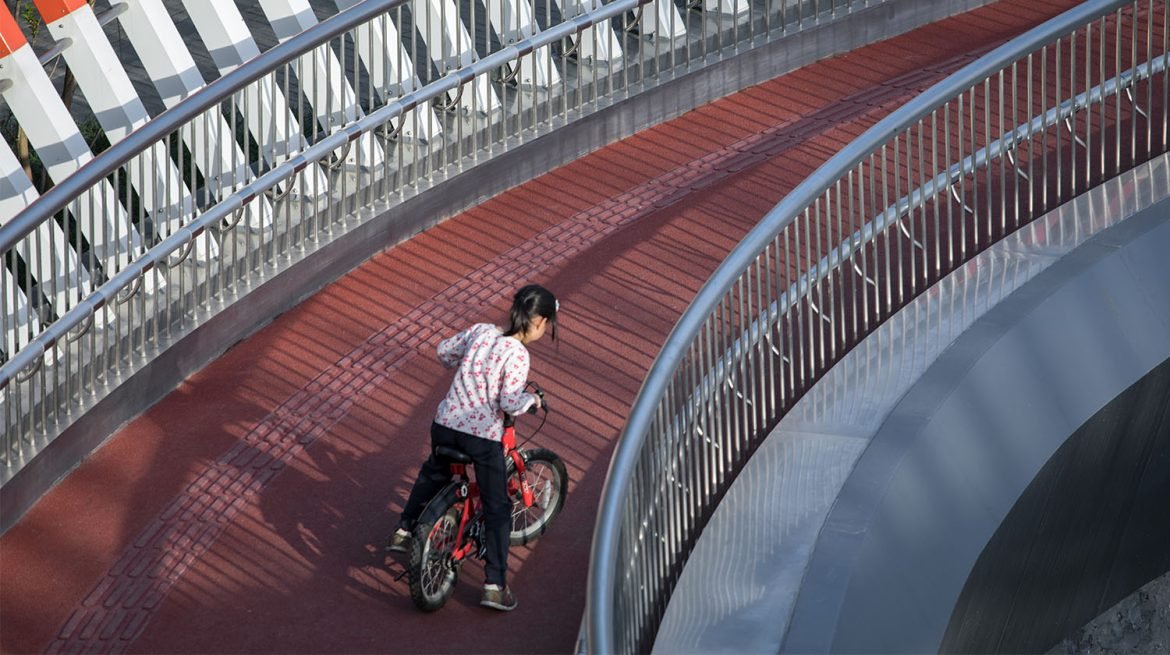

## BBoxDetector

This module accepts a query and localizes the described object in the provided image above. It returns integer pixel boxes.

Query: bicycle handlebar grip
[527,388,549,414]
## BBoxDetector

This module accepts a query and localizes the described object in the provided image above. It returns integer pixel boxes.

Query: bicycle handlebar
[526,382,550,414]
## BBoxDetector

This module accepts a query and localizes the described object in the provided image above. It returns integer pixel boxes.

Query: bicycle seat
[433,445,473,464]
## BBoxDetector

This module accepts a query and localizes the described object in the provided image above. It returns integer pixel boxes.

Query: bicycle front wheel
[409,501,462,611]
[509,448,568,546]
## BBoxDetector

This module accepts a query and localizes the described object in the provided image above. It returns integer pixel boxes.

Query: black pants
[399,422,510,586]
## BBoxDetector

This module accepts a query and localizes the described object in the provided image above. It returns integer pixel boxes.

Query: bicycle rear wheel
[408,501,462,611]
[509,448,568,546]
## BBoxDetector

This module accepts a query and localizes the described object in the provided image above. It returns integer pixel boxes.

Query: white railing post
[488,0,562,88]
[556,0,623,62]
[637,0,688,40]
[333,0,444,141]
[412,0,503,114]
[110,0,273,233]
[180,0,330,198]
[38,0,197,255]
[0,6,140,281]
[257,0,387,170]
[701,0,749,17]
[1,141,49,359]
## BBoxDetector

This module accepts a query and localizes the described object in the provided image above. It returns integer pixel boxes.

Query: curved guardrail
[584,0,1169,651]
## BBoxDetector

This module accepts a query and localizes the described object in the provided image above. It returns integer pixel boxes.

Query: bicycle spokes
[536,478,552,509]
[420,515,458,596]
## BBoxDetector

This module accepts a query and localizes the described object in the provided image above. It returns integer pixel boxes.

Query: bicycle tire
[408,500,462,611]
[508,448,568,546]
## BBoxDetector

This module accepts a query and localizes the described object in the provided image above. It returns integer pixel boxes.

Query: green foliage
[15,1,42,41]
[77,117,110,156]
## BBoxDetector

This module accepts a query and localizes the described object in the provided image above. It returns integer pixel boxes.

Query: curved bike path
[0,1,1078,652]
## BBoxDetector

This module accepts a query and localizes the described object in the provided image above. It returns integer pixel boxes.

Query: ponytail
[504,284,558,341]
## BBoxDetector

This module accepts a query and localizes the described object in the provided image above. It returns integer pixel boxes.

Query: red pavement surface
[0,1,1080,652]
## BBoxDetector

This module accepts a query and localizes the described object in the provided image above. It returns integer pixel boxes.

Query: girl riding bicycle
[389,284,558,611]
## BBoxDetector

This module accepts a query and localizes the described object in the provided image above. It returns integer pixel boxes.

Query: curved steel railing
[1,0,896,479]
[585,0,1169,651]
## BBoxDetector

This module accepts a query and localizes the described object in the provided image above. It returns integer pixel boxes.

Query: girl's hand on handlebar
[525,381,548,414]
[527,388,546,414]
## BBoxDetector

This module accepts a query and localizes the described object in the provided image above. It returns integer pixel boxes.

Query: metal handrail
[805,56,1167,312]
[1,0,407,253]
[585,0,1156,651]
[2,0,894,256]
[0,0,634,386]
[611,54,1170,577]
[2,0,910,533]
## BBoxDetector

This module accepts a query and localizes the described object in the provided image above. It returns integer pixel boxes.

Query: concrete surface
[1053,572,1170,655]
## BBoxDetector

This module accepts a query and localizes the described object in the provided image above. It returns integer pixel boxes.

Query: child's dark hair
[504,284,558,341]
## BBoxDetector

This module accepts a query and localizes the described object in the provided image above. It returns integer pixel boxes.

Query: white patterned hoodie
[434,323,538,441]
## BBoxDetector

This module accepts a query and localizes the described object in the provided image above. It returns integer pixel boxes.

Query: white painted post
[0,140,41,228]
[638,0,688,40]
[256,0,386,171]
[0,8,141,279]
[554,0,623,62]
[180,0,330,198]
[412,0,502,115]
[0,137,90,333]
[1,263,32,360]
[1,140,41,359]
[109,0,273,233]
[702,0,749,16]
[486,0,561,89]
[333,0,443,142]
[35,0,199,251]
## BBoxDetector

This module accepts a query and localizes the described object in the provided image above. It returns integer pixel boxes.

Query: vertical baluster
[995,71,1005,239]
[878,144,891,319]
[762,240,775,420]
[1131,3,1140,163]
[833,179,844,358]
[812,194,825,371]
[846,167,859,346]
[914,118,926,290]
[929,110,941,282]
[980,78,990,249]
[1107,12,1116,178]
[1156,0,1162,146]
[1057,36,1067,200]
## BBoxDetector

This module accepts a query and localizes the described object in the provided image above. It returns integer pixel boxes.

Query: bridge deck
[0,1,1079,652]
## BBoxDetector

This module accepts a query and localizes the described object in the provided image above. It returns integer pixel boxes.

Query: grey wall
[782,200,1170,653]
[942,356,1170,653]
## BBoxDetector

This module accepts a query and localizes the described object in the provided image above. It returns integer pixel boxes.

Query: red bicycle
[405,383,568,611]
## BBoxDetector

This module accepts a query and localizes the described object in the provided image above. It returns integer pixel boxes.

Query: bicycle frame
[447,464,480,563]
[405,387,566,612]
[503,419,536,509]
[441,417,535,565]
